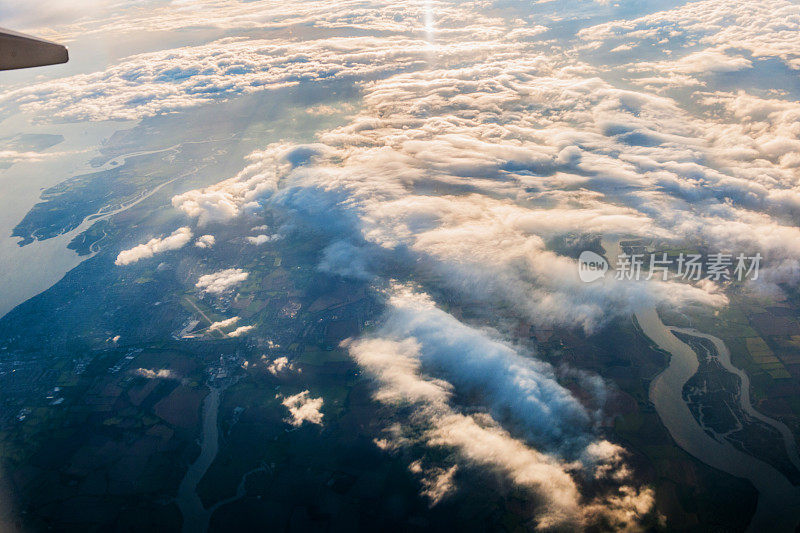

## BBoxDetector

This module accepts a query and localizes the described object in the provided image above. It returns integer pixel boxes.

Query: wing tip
[0,28,70,71]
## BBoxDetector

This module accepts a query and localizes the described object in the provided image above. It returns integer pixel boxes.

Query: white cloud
[346,285,654,529]
[280,390,324,427]
[115,226,192,266]
[228,324,254,337]
[246,234,279,245]
[208,316,239,331]
[195,234,216,249]
[172,143,334,225]
[195,268,248,294]
[579,0,800,69]
[134,368,176,379]
[356,286,592,445]
[267,356,294,375]
[633,49,753,75]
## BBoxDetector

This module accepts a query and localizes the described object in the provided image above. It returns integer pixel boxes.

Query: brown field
[750,313,800,336]
[153,385,205,429]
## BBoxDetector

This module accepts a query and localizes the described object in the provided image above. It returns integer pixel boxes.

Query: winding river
[0,129,233,320]
[671,326,800,474]
[176,379,258,533]
[177,386,221,533]
[637,307,800,531]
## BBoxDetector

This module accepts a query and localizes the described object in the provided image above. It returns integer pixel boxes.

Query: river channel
[637,307,800,531]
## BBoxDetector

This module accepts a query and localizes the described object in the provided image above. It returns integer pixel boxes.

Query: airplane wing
[0,28,68,71]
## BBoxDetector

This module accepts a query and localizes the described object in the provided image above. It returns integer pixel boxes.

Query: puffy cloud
[195,268,248,294]
[267,356,294,375]
[632,49,753,75]
[280,390,324,427]
[228,324,254,337]
[171,147,290,225]
[365,287,592,447]
[134,368,177,379]
[246,234,279,245]
[208,316,239,331]
[698,90,800,168]
[579,0,800,69]
[195,234,216,249]
[115,226,192,266]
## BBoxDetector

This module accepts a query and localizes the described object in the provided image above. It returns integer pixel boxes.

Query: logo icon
[578,251,608,283]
